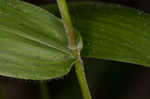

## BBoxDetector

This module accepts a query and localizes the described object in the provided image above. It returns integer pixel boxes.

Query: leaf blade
[0,0,75,80]
[43,2,150,67]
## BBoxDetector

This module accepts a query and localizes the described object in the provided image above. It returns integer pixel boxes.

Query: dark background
[1,0,150,99]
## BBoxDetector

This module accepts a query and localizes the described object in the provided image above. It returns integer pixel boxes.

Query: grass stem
[56,0,92,99]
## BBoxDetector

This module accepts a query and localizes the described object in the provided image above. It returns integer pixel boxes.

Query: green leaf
[43,2,150,67]
[0,0,76,80]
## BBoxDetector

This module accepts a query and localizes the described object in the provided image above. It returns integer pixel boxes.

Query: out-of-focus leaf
[0,0,76,80]
[43,2,150,67]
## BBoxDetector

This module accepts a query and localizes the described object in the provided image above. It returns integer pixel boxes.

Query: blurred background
[1,0,150,99]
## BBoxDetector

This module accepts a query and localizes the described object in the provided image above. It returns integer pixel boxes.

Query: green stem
[0,83,5,99]
[56,0,92,99]
[56,0,76,50]
[40,81,50,99]
[75,57,92,99]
